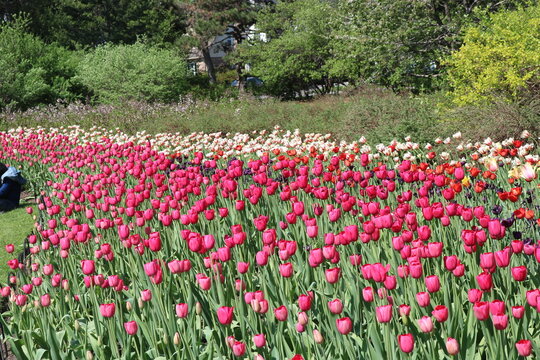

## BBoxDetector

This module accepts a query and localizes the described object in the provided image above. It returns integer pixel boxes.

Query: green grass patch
[0,202,35,282]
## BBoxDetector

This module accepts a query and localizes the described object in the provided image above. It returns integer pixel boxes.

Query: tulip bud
[163,333,169,345]
[126,301,132,312]
[138,298,144,309]
[86,351,94,360]
[174,332,181,345]
[446,338,459,355]
[74,320,80,331]
[313,329,324,344]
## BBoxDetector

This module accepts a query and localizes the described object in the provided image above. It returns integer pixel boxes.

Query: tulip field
[0,125,539,360]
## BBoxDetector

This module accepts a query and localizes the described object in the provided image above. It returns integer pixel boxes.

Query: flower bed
[0,126,539,359]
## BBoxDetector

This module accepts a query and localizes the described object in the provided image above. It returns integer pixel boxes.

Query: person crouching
[0,163,27,212]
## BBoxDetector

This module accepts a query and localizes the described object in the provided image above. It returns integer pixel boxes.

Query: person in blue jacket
[0,163,27,212]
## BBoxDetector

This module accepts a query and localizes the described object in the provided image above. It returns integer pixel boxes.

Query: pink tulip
[397,333,414,353]
[432,305,448,322]
[516,340,532,357]
[100,303,116,318]
[141,289,152,302]
[325,268,341,284]
[328,299,343,314]
[492,314,508,330]
[274,306,288,321]
[81,260,95,275]
[446,338,459,355]
[298,294,312,311]
[217,306,234,325]
[232,341,246,357]
[416,292,430,307]
[336,317,352,335]
[375,305,392,323]
[473,302,489,321]
[425,275,440,293]
[253,334,266,347]
[124,321,138,335]
[176,303,188,318]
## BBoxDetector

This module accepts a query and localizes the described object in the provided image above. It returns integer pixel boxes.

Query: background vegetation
[0,0,538,142]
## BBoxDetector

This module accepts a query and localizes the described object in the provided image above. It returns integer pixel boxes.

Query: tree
[0,16,82,110]
[335,0,527,92]
[236,0,344,98]
[170,0,262,84]
[445,4,540,105]
[0,0,185,48]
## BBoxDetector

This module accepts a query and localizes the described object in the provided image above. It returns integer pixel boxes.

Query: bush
[76,42,190,103]
[445,5,540,105]
[0,16,81,110]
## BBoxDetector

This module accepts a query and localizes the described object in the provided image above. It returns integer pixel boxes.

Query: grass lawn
[0,201,35,283]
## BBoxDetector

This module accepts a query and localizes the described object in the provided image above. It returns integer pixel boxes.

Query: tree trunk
[236,62,245,95]
[202,47,216,84]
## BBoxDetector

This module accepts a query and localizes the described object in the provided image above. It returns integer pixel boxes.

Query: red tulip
[279,263,293,278]
[237,262,249,274]
[476,272,493,291]
[362,287,374,302]
[141,289,152,302]
[399,304,411,317]
[512,266,527,281]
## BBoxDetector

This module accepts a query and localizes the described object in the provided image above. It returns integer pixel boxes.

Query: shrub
[76,42,190,103]
[445,5,540,105]
[0,16,81,110]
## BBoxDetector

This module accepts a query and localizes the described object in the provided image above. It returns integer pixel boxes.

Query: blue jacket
[0,167,26,205]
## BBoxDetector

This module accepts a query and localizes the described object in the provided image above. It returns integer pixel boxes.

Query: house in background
[188,32,236,74]
[188,24,267,75]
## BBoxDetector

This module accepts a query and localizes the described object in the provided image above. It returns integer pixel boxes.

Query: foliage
[334,0,528,93]
[0,17,82,111]
[0,0,185,48]
[2,88,537,144]
[76,42,191,104]
[445,4,540,105]
[236,0,343,99]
